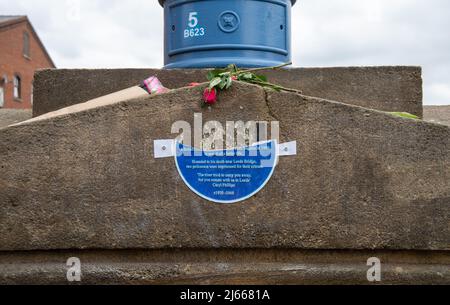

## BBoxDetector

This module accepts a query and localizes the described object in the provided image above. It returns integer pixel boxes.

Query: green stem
[235,62,292,75]
[246,79,302,94]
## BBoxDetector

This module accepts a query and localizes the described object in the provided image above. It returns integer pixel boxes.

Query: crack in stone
[262,88,290,143]
[262,88,280,123]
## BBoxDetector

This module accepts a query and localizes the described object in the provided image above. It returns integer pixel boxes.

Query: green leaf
[244,73,254,79]
[227,64,238,73]
[219,76,229,90]
[207,69,226,81]
[209,77,222,89]
[255,74,268,82]
[207,71,216,81]
[389,112,420,120]
[225,76,233,89]
[239,73,254,80]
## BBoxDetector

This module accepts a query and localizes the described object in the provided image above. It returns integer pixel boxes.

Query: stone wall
[32,66,423,117]
[0,81,448,284]
[424,106,450,126]
[0,109,31,128]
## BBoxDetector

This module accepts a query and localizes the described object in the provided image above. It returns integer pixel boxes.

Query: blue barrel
[159,0,297,69]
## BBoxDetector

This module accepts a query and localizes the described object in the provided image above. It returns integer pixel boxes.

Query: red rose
[203,88,217,105]
[231,76,238,80]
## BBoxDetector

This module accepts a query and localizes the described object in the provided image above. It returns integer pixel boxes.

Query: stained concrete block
[1,82,448,253]
[32,66,423,117]
[1,249,448,285]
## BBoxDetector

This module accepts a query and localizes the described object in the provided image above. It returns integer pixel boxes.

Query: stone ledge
[32,66,423,117]
[0,249,448,285]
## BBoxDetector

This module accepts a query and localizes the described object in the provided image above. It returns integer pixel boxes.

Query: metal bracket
[154,139,175,159]
[154,140,297,158]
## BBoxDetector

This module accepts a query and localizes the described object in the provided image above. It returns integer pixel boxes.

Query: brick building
[0,16,55,109]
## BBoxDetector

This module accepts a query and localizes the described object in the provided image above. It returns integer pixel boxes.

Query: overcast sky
[2,0,450,105]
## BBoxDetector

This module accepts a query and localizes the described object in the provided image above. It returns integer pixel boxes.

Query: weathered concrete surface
[1,249,449,285]
[1,82,448,253]
[0,109,32,128]
[424,106,450,127]
[33,66,423,117]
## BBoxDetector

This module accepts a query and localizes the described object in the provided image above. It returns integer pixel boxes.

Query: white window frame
[23,31,30,58]
[0,86,4,108]
[13,75,21,100]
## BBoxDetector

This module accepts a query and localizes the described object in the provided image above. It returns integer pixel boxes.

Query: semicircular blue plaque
[175,140,278,204]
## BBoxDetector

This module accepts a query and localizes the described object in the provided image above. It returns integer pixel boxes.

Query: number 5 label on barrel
[184,11,206,39]
[188,12,198,28]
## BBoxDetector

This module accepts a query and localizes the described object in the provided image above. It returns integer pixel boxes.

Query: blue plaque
[175,140,278,204]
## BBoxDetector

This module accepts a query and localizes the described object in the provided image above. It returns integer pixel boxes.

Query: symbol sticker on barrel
[154,139,297,204]
[218,11,240,33]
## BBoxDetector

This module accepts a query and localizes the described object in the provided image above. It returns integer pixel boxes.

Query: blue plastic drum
[159,0,297,69]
